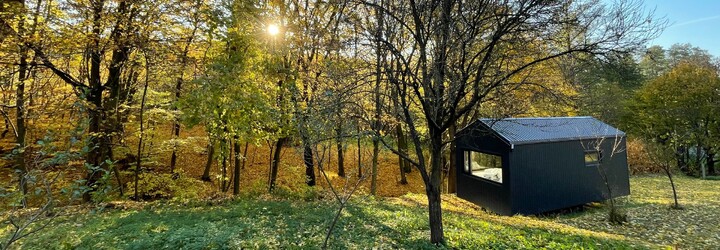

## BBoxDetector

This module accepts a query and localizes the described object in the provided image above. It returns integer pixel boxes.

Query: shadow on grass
[22,196,652,249]
[391,195,652,249]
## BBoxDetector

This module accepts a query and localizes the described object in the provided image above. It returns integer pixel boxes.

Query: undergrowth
[8,194,655,249]
[8,174,720,249]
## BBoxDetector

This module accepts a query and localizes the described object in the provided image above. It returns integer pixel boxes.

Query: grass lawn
[543,174,720,249]
[5,174,718,249]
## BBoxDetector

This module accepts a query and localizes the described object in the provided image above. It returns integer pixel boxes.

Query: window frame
[584,150,602,166]
[463,150,504,185]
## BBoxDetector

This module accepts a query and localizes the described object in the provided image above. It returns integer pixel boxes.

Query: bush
[125,170,210,201]
[626,138,661,174]
[271,185,322,202]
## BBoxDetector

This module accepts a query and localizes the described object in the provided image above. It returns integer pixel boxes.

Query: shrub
[125,170,210,201]
[271,185,321,201]
[626,138,660,174]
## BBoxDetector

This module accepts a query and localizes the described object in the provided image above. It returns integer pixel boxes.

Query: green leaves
[180,2,277,143]
[631,60,720,150]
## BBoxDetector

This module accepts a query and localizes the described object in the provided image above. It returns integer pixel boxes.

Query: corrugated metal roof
[478,116,625,146]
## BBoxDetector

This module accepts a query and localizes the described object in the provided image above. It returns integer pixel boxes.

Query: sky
[644,0,720,56]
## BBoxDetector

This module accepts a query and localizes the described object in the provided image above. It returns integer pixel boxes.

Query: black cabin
[454,116,630,215]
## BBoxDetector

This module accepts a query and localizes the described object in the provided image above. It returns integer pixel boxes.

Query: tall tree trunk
[698,144,705,179]
[304,140,316,186]
[14,0,28,207]
[336,124,345,177]
[134,64,149,200]
[428,132,445,244]
[447,123,457,193]
[427,182,443,244]
[327,140,331,168]
[390,68,410,179]
[233,138,245,195]
[221,151,228,191]
[84,87,108,203]
[245,143,251,169]
[84,0,133,202]
[269,50,288,191]
[706,149,715,176]
[169,118,180,173]
[103,1,130,135]
[676,146,688,174]
[83,0,107,203]
[396,125,408,184]
[221,137,228,192]
[220,119,230,191]
[357,124,362,178]
[169,24,199,173]
[268,137,285,192]
[398,127,411,173]
[371,139,379,194]
[103,1,131,183]
[370,0,384,196]
[202,139,214,182]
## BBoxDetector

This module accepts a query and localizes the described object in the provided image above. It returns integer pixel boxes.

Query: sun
[267,24,280,36]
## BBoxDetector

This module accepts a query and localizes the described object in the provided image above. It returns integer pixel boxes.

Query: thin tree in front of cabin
[368,0,662,244]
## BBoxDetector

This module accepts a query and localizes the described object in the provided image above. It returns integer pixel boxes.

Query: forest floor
[5,174,719,249]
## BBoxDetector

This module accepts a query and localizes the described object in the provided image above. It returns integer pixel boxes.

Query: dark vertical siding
[455,131,513,215]
[455,119,631,215]
[511,137,630,214]
[600,137,631,197]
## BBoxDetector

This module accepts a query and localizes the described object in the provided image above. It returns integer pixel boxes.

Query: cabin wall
[511,137,630,214]
[455,130,513,215]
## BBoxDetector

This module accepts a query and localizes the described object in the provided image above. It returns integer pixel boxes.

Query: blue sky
[644,0,720,56]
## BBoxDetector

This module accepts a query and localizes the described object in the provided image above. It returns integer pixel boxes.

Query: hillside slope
[8,175,720,249]
[12,197,653,249]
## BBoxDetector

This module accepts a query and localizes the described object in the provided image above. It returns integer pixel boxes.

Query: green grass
[9,198,650,249]
[9,174,720,249]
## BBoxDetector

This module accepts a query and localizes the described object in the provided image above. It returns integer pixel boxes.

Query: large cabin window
[464,151,503,183]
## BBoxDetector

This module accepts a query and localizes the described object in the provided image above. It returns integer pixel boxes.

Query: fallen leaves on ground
[542,175,720,249]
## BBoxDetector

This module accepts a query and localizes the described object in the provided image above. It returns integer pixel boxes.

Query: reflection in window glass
[464,151,471,173]
[465,151,503,183]
[585,150,600,165]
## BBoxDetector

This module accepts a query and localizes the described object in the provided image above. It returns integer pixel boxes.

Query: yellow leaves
[633,60,720,143]
[546,175,720,249]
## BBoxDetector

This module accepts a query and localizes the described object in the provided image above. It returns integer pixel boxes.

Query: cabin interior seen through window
[464,151,503,183]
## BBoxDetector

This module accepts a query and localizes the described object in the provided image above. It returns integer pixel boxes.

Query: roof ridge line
[480,116,593,120]
[473,116,626,145]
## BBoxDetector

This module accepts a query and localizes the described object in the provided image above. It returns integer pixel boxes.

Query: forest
[1,0,720,249]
